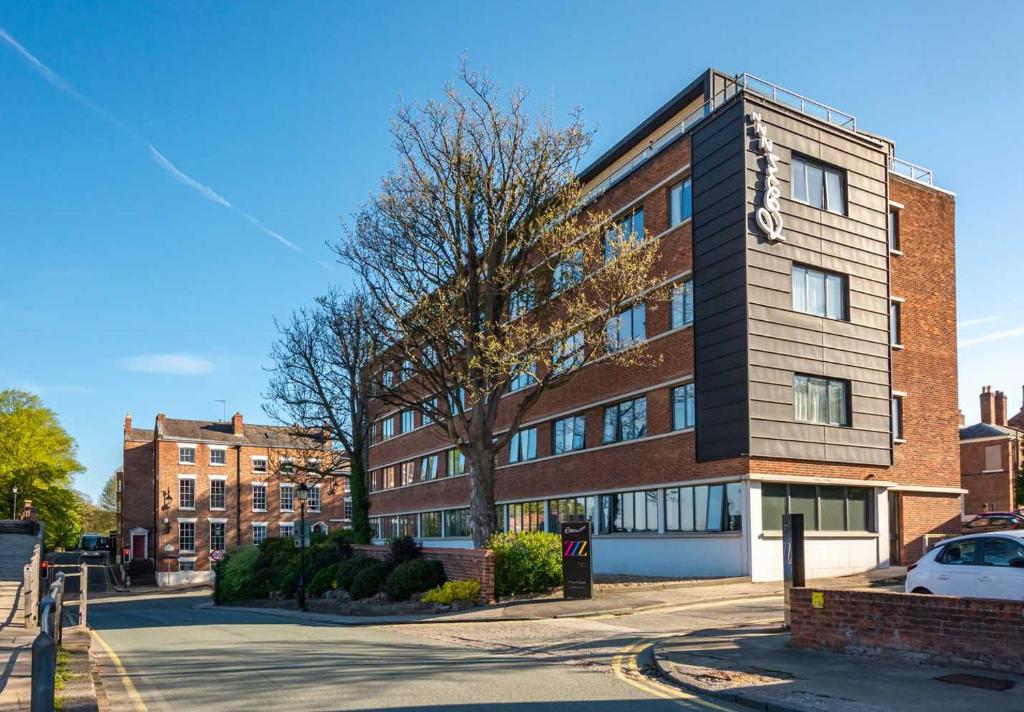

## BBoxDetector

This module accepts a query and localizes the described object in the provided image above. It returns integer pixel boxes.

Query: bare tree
[264,290,381,543]
[341,64,664,546]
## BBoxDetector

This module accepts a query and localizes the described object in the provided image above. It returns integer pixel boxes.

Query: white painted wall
[157,570,214,587]
[593,534,745,578]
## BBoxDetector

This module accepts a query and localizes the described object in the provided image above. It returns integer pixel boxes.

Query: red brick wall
[352,544,496,603]
[961,438,1014,513]
[791,587,1024,674]
[898,492,961,563]
[121,439,155,557]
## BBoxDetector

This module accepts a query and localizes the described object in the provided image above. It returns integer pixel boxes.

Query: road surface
[90,592,780,711]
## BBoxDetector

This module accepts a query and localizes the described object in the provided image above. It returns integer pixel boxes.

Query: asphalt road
[90,592,763,712]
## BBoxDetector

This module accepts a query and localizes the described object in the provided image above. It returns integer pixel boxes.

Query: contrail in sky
[0,25,299,252]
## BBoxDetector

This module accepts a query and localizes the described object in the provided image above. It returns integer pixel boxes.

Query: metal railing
[738,73,857,130]
[889,156,935,186]
[31,564,88,712]
[923,532,959,551]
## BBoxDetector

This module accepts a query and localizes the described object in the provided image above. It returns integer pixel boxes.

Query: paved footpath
[0,533,41,710]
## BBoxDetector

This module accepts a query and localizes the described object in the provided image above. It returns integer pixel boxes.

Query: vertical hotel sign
[749,111,785,243]
[561,522,592,599]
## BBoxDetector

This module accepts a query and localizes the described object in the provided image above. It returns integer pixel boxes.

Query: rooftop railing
[889,157,934,186]
[738,73,857,131]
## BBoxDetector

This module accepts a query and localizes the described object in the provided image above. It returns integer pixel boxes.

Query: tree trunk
[467,446,498,548]
[349,453,372,545]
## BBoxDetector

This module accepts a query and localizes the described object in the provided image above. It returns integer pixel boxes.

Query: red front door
[132,534,146,560]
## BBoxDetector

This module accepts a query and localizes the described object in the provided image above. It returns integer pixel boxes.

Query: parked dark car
[78,533,111,561]
[961,513,1024,534]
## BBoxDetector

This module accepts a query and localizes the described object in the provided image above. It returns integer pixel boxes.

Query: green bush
[310,529,355,569]
[385,559,446,601]
[219,546,260,602]
[350,561,389,600]
[487,531,562,596]
[308,562,342,598]
[387,536,421,566]
[249,537,300,598]
[337,556,379,592]
[421,579,481,605]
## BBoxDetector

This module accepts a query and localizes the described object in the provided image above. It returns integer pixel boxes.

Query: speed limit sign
[210,549,225,562]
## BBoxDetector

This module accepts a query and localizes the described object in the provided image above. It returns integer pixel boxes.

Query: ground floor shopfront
[370,475,964,582]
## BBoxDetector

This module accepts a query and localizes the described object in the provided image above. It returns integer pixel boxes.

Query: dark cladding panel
[692,99,749,461]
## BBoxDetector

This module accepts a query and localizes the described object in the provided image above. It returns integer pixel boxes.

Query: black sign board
[782,513,806,627]
[561,520,592,599]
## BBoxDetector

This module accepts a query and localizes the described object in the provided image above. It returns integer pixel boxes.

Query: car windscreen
[80,536,110,551]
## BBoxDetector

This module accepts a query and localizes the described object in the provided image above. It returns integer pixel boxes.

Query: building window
[280,522,295,539]
[397,514,416,538]
[509,427,538,463]
[252,523,268,546]
[178,477,195,510]
[792,265,847,320]
[400,461,415,486]
[252,457,268,474]
[343,499,352,519]
[420,455,439,481]
[210,521,226,551]
[606,304,646,351]
[280,484,294,512]
[401,409,415,433]
[509,287,536,319]
[794,375,850,427]
[420,511,442,538]
[179,558,196,572]
[672,383,696,430]
[547,496,597,533]
[447,448,465,476]
[209,448,226,466]
[382,466,396,489]
[252,483,267,512]
[669,178,693,227]
[509,364,536,393]
[178,521,196,552]
[603,397,647,444]
[381,369,394,389]
[504,501,544,533]
[888,209,901,252]
[444,508,471,537]
[423,397,438,425]
[604,205,644,261]
[178,445,196,465]
[671,280,693,328]
[599,489,658,534]
[985,445,1002,472]
[308,485,321,512]
[209,478,226,510]
[665,482,742,532]
[553,415,586,455]
[892,396,904,441]
[552,331,584,375]
[381,417,395,440]
[552,252,583,294]
[890,302,902,346]
[791,155,845,215]
[447,388,467,414]
[761,483,872,532]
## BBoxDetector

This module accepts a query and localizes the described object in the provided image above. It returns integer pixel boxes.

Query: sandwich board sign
[561,520,592,599]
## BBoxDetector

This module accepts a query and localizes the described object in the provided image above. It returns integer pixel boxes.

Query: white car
[905,530,1024,601]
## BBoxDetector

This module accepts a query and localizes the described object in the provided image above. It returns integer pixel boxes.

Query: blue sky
[2,1,1022,500]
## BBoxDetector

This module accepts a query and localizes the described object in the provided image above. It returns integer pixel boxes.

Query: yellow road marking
[91,629,148,712]
[611,638,735,710]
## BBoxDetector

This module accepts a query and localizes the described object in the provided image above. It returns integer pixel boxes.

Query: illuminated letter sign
[749,111,785,243]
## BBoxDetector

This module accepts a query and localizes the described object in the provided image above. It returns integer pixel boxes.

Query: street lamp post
[296,483,308,611]
[11,485,17,520]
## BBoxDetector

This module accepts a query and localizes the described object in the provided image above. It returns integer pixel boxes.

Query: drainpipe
[235,445,242,548]
[151,437,158,561]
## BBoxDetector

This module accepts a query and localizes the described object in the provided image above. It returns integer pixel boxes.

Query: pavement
[653,624,1024,712]
[0,532,40,710]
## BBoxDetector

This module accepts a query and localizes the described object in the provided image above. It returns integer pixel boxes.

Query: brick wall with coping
[790,587,1024,674]
[353,544,495,603]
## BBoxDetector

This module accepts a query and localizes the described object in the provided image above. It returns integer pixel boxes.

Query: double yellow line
[92,630,149,712]
[610,638,734,710]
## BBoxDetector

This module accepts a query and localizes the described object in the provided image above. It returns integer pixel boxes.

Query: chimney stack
[995,390,1009,426]
[980,386,996,424]
[232,412,244,436]
[124,412,132,436]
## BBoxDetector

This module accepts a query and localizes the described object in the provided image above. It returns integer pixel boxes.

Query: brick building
[119,412,351,586]
[960,386,1023,514]
[364,70,961,580]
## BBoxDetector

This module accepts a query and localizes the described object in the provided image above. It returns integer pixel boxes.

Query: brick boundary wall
[353,545,496,603]
[790,587,1024,674]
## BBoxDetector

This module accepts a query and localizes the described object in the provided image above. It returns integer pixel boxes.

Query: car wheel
[911,587,932,595]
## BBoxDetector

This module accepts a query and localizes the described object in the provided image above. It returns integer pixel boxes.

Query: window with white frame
[343,500,352,520]
[400,461,415,486]
[381,417,395,440]
[210,521,226,551]
[252,523,268,546]
[178,445,196,465]
[308,484,321,512]
[178,476,195,510]
[280,483,294,512]
[509,427,538,463]
[604,205,644,261]
[552,252,583,294]
[598,489,658,533]
[423,397,438,425]
[791,155,846,215]
[669,178,692,227]
[447,448,465,476]
[209,477,226,510]
[888,209,901,252]
[401,409,415,433]
[178,520,196,552]
[280,522,295,539]
[252,457,268,474]
[509,287,536,319]
[252,483,267,512]
[209,447,226,466]
[672,383,696,430]
[794,375,850,427]
[420,454,439,481]
[793,265,847,320]
[552,415,585,454]
[890,301,902,346]
[381,369,395,388]
[179,558,196,572]
[603,397,647,443]
[671,280,693,328]
[552,332,583,375]
[666,482,743,532]
[509,364,536,393]
[606,304,646,351]
[892,396,904,441]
